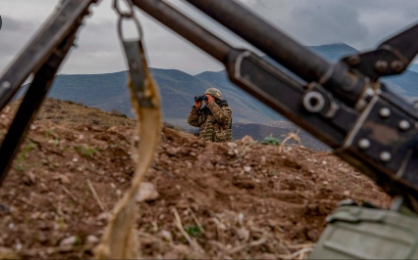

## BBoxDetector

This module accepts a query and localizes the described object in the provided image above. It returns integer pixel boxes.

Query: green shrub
[185,225,202,238]
[261,136,281,146]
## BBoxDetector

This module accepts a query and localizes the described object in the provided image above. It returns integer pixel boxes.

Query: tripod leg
[0,33,77,186]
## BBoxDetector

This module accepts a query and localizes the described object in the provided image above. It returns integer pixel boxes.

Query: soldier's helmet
[205,87,223,100]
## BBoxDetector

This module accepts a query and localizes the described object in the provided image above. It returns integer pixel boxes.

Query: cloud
[1,0,418,75]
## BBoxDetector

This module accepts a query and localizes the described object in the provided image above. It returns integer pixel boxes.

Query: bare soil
[0,99,390,259]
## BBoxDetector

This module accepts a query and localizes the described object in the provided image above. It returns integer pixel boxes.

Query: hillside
[43,68,282,125]
[12,43,411,148]
[0,99,390,259]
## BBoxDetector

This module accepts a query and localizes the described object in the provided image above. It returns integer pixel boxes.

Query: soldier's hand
[205,95,215,104]
[195,100,202,109]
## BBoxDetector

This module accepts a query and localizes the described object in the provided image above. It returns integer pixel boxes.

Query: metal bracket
[0,31,78,185]
[343,23,418,80]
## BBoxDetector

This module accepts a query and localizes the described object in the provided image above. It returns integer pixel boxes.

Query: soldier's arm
[207,102,232,127]
[188,106,205,127]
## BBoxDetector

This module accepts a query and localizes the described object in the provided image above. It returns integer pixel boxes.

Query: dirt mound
[0,99,390,259]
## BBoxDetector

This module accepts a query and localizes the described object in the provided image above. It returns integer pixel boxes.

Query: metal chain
[113,0,134,18]
[113,0,144,41]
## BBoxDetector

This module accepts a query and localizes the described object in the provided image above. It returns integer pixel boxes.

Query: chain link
[113,0,144,42]
[113,0,134,18]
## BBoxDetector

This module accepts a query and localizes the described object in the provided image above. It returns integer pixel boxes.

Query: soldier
[188,87,232,142]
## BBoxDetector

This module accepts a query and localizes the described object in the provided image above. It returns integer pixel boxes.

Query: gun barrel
[131,0,231,63]
[184,0,367,106]
[184,0,331,83]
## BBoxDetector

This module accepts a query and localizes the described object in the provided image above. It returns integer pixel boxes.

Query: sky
[1,0,418,75]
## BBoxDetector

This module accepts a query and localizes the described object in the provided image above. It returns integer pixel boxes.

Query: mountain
[45,68,282,129]
[308,43,358,61]
[16,43,418,145]
[407,63,418,73]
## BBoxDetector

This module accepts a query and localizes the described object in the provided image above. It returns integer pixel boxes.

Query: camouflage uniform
[188,88,232,142]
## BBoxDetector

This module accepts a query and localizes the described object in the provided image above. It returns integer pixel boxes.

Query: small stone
[343,190,350,196]
[14,243,22,251]
[227,142,237,148]
[136,182,159,202]
[322,160,327,165]
[86,235,99,247]
[59,236,77,252]
[72,157,79,163]
[323,181,329,186]
[97,212,111,222]
[159,230,172,242]
[237,228,250,241]
[23,171,36,185]
[241,135,254,144]
[244,166,252,173]
[166,147,178,156]
[54,175,70,185]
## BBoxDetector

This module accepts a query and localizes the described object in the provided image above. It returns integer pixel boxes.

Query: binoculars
[194,95,208,102]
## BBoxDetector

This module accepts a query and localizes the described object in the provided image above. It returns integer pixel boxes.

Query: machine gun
[1,0,418,258]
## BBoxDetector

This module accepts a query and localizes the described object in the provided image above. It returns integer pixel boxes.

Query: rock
[244,166,252,173]
[59,236,77,252]
[86,235,99,247]
[23,171,36,185]
[159,230,173,242]
[53,175,70,185]
[227,142,237,148]
[136,182,159,202]
[237,228,250,241]
[166,147,178,156]
[97,212,111,222]
[241,135,254,144]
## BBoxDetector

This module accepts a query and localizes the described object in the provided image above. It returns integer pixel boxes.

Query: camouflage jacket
[188,100,232,142]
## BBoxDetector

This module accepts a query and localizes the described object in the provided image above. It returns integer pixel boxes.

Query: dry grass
[136,209,314,259]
